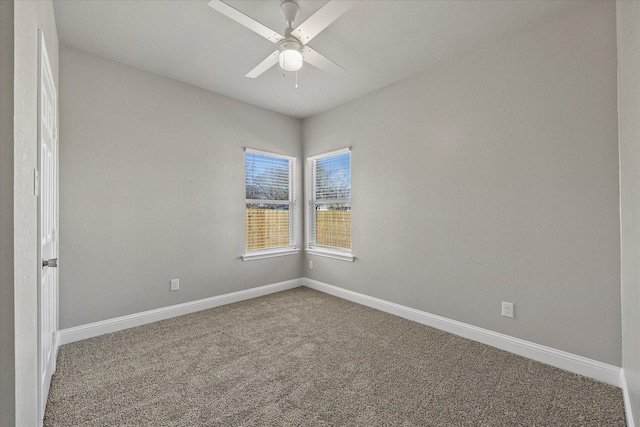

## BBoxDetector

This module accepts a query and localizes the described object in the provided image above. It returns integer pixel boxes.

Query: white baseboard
[303,278,622,387]
[59,276,622,389]
[59,278,303,345]
[622,371,637,427]
[53,331,60,370]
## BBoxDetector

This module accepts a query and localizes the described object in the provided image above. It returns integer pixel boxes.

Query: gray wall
[303,1,621,365]
[59,46,303,329]
[0,1,15,424]
[3,0,59,425]
[617,0,640,421]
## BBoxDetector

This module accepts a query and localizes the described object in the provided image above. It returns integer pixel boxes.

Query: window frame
[242,148,299,261]
[306,147,354,262]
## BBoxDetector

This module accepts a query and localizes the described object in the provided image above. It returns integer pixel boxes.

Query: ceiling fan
[208,0,354,79]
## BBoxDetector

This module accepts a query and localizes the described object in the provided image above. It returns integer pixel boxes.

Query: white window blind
[308,148,351,255]
[245,149,296,254]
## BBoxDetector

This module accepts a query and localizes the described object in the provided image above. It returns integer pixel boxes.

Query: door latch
[42,258,57,268]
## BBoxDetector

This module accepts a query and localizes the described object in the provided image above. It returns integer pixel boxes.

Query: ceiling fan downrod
[280,0,300,28]
[278,0,304,76]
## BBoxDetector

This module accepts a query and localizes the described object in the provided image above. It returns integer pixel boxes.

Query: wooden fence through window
[246,208,351,250]
[315,210,351,249]
[246,208,289,250]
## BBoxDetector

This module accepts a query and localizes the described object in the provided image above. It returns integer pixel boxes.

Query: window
[307,148,354,261]
[243,149,297,261]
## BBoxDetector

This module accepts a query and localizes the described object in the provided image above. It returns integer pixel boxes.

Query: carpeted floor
[44,287,626,426]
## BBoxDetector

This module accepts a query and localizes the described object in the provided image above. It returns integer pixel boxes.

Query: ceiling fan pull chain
[295,70,298,89]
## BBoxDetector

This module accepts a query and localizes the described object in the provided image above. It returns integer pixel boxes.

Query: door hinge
[34,169,40,196]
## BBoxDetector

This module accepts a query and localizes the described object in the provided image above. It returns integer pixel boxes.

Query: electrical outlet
[309,261,314,270]
[170,279,179,291]
[501,301,514,318]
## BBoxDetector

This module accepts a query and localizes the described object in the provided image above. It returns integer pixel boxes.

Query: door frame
[37,28,59,423]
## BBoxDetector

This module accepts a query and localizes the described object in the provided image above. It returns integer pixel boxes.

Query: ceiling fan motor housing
[280,38,302,53]
[279,37,303,71]
[279,0,303,71]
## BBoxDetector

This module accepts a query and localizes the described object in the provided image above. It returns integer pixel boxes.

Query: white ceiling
[53,0,584,119]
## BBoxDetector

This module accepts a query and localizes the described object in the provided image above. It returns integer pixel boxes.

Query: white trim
[245,199,292,205]
[315,198,350,204]
[53,331,60,370]
[303,278,622,387]
[59,278,303,345]
[306,148,352,253]
[307,146,350,161]
[58,276,624,390]
[245,149,297,251]
[242,248,300,261]
[244,147,295,161]
[306,248,355,262]
[622,370,637,427]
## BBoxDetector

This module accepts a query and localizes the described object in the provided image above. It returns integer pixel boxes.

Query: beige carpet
[45,287,626,426]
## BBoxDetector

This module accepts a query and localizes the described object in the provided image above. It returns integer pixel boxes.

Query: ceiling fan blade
[246,50,280,78]
[292,1,355,45]
[302,45,345,76]
[208,0,284,44]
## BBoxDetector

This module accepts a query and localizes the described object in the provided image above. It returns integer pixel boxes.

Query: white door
[38,30,58,421]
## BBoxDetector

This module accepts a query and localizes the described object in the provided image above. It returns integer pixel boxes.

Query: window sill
[306,248,355,262]
[242,248,300,261]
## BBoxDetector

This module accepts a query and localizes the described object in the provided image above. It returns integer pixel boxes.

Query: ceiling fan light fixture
[279,39,303,72]
[279,49,303,72]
